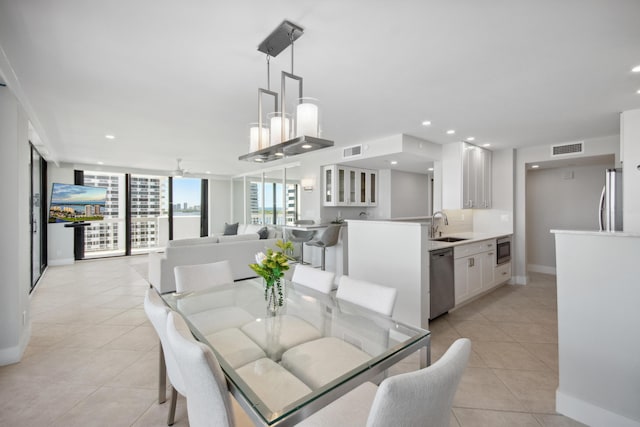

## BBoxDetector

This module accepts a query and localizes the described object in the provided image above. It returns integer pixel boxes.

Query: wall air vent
[551,142,584,157]
[343,144,363,159]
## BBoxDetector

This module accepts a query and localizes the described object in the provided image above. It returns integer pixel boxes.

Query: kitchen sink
[431,237,469,242]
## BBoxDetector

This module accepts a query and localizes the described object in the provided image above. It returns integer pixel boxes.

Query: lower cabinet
[453,238,511,306]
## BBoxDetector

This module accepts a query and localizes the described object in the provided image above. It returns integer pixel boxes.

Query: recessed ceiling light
[632,65,640,73]
[637,89,640,94]
[446,130,455,135]
[301,144,312,149]
[466,137,475,141]
[205,171,211,174]
[421,120,432,126]
[428,167,434,171]
[482,143,491,147]
[105,134,115,140]
[390,160,398,165]
[531,164,540,169]
[97,161,104,165]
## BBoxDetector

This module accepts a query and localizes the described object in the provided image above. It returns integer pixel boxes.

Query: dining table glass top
[161,277,430,426]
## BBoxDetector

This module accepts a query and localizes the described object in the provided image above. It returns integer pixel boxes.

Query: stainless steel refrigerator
[599,168,623,231]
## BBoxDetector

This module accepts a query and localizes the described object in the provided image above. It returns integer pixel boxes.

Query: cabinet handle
[487,244,493,247]
[468,258,475,267]
[502,271,508,275]
[488,252,494,256]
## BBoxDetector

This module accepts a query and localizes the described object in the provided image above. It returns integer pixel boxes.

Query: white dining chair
[166,311,235,427]
[296,338,471,427]
[144,288,186,426]
[174,260,255,336]
[291,264,335,294]
[174,260,234,293]
[281,275,399,390]
[336,275,398,317]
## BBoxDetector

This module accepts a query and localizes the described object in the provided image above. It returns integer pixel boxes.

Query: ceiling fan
[171,158,187,177]
[171,158,210,178]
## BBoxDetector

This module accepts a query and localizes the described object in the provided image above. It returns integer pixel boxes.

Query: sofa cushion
[168,236,219,247]
[223,222,239,235]
[244,224,263,234]
[257,227,269,240]
[267,226,282,239]
[218,233,259,243]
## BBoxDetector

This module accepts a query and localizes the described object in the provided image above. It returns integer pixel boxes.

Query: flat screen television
[48,183,108,223]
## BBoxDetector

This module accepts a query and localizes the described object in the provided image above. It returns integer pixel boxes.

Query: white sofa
[148,224,282,294]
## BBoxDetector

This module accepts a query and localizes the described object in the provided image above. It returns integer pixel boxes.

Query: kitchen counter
[345,219,510,251]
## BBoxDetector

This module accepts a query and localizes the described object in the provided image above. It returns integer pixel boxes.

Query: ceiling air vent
[551,142,584,157]
[343,144,363,159]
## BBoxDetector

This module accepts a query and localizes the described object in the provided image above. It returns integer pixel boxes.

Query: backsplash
[437,209,473,235]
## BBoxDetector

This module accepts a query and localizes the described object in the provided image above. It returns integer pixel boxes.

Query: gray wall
[526,162,613,272]
[389,170,429,218]
[0,88,31,365]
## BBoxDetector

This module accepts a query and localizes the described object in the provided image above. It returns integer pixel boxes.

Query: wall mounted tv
[48,183,107,223]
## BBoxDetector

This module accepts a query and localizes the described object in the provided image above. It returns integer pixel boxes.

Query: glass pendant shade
[249,123,269,152]
[268,112,291,146]
[295,97,320,137]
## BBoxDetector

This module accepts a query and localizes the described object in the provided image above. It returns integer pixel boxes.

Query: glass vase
[265,278,284,316]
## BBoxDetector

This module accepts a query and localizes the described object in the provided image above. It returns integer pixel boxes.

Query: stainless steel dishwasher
[429,247,455,320]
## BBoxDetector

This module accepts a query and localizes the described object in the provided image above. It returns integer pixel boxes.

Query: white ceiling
[1,1,639,176]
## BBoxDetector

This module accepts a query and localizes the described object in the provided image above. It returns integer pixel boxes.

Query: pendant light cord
[266,53,271,91]
[290,31,295,74]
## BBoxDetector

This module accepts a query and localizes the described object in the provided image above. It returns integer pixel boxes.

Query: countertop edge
[551,229,640,237]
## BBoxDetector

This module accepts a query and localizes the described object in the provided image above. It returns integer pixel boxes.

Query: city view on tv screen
[48,183,107,223]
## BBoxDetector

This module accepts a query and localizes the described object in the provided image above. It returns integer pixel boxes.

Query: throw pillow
[257,226,269,240]
[223,222,239,236]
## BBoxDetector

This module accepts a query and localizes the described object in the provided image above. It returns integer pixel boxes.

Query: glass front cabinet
[323,165,378,207]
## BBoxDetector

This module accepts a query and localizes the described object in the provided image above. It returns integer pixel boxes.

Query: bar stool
[305,224,341,271]
[288,220,316,264]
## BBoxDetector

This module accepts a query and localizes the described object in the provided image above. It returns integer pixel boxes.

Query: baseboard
[528,264,557,275]
[0,324,31,366]
[557,390,640,427]
[48,258,74,266]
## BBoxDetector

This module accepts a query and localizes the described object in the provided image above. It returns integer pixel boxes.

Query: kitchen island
[347,219,511,328]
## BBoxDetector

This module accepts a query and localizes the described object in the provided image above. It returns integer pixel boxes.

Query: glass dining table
[161,277,431,426]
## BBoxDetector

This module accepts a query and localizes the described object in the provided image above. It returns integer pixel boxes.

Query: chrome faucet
[431,211,449,238]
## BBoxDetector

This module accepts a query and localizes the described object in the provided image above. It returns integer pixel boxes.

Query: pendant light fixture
[239,20,334,162]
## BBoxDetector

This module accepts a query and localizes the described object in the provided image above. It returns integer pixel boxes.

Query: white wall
[526,162,613,273]
[389,170,429,218]
[0,87,31,365]
[514,135,619,284]
[209,178,231,234]
[621,109,640,232]
[47,165,75,265]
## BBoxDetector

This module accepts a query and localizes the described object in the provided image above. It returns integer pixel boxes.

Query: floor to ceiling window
[30,144,47,291]
[170,177,205,240]
[130,174,169,253]
[77,171,206,258]
[249,173,299,225]
[82,171,126,258]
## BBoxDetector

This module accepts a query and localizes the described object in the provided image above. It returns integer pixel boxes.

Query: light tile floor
[0,256,586,426]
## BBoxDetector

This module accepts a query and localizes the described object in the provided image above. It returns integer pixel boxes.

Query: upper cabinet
[323,165,377,207]
[443,142,492,209]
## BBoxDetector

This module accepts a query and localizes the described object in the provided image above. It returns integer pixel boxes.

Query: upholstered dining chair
[174,259,234,293]
[281,275,399,390]
[296,338,472,427]
[144,288,186,426]
[288,220,316,264]
[336,275,398,317]
[291,264,336,294]
[165,311,236,427]
[305,224,341,270]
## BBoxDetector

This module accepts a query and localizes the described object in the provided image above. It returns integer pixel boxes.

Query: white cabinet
[453,239,497,305]
[323,165,378,207]
[443,142,492,209]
